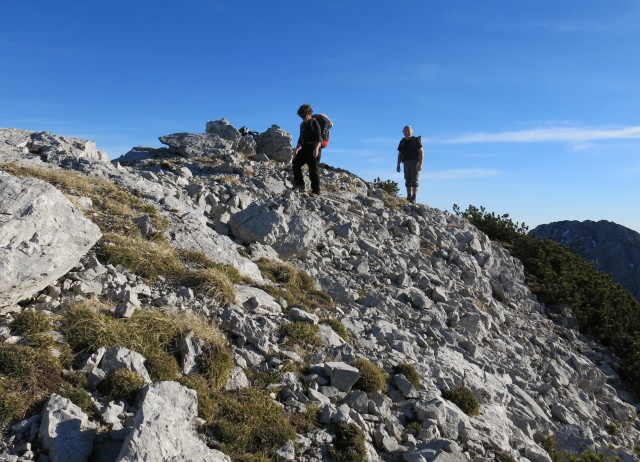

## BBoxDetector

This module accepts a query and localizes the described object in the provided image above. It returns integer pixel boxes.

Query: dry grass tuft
[257,258,333,311]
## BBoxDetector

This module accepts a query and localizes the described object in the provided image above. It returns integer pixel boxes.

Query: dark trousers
[292,145,321,193]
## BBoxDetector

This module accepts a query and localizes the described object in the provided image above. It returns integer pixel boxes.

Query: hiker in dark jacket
[396,125,423,203]
[292,104,322,195]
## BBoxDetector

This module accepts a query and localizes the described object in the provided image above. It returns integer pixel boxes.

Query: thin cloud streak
[427,168,499,180]
[443,126,640,145]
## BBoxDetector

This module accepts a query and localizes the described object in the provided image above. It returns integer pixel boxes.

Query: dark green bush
[373,177,399,197]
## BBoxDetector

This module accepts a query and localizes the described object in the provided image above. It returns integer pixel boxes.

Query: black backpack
[312,114,334,148]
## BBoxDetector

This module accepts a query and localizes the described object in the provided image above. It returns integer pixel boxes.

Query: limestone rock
[116,382,230,462]
[38,394,97,462]
[0,172,102,308]
[256,125,293,162]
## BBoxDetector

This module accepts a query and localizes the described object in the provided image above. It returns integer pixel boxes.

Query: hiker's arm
[396,151,402,172]
[417,147,423,171]
[294,133,302,156]
[313,119,322,158]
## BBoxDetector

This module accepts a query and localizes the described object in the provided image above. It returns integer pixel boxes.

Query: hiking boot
[292,184,305,192]
[410,194,416,203]
[311,189,321,196]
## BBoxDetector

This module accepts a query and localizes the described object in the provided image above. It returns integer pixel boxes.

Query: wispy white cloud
[426,168,499,180]
[442,126,640,146]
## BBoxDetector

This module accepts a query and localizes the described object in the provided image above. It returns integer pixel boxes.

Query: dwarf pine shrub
[373,177,399,197]
[329,421,367,462]
[442,386,480,416]
[351,358,388,393]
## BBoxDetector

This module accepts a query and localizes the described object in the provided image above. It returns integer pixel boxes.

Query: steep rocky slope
[0,122,639,462]
[531,220,640,301]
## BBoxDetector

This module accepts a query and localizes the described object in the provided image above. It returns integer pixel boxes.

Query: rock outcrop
[0,120,639,462]
[531,220,640,300]
[0,171,102,308]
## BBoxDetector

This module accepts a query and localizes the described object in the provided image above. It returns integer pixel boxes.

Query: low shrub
[373,177,399,197]
[351,358,387,393]
[442,386,479,416]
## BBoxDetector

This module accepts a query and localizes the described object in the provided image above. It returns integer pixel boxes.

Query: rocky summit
[0,121,639,462]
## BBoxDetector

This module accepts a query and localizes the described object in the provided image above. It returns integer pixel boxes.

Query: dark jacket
[298,118,322,145]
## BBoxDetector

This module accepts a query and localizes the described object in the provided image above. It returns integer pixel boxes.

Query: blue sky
[2,0,640,233]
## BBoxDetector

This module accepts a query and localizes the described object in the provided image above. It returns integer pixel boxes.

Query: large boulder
[159,132,231,157]
[256,125,293,162]
[0,172,102,308]
[165,210,264,282]
[116,381,230,462]
[229,200,325,260]
[205,118,241,144]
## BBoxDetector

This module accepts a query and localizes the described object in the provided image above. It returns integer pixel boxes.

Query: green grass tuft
[351,358,388,393]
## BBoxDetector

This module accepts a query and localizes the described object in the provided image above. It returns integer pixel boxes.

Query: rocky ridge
[0,121,639,462]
